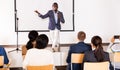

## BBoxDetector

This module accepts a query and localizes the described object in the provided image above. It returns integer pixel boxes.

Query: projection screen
[16,0,74,32]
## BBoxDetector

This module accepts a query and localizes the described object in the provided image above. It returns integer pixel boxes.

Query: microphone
[17,18,19,20]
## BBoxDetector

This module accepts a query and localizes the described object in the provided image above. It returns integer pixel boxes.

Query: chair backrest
[114,52,120,62]
[0,56,4,66]
[84,61,109,70]
[22,45,27,55]
[71,53,84,63]
[27,65,53,70]
[0,68,9,70]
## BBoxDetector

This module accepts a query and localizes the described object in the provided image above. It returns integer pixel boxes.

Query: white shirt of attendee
[107,37,120,69]
[107,37,120,53]
[23,48,54,69]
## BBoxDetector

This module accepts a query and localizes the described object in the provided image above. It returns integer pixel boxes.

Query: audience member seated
[0,46,9,68]
[66,31,92,70]
[23,34,54,70]
[107,37,120,70]
[22,30,38,55]
[84,36,114,70]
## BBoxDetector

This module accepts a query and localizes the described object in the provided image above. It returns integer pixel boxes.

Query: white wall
[0,0,120,45]
[0,0,16,44]
[75,0,120,43]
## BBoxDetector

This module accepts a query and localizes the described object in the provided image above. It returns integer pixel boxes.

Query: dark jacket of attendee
[84,51,114,70]
[0,46,9,66]
[84,51,109,62]
[66,42,91,70]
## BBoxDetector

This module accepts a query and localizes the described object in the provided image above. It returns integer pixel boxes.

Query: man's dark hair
[77,31,86,41]
[52,2,58,8]
[35,34,49,49]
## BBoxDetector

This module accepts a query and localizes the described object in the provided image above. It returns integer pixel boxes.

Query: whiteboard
[16,0,74,32]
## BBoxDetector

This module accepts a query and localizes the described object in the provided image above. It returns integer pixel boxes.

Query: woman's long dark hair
[26,30,38,50]
[91,36,104,62]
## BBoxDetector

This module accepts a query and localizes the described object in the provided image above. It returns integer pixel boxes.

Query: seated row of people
[66,31,114,70]
[22,30,118,70]
[0,30,120,70]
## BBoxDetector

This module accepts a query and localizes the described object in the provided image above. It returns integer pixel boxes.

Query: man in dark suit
[35,2,65,52]
[66,31,91,70]
[0,46,9,68]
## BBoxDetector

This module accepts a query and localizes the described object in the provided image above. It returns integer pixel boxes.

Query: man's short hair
[77,31,86,41]
[52,2,58,8]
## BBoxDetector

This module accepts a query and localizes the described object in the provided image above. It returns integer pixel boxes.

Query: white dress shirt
[23,48,54,69]
[53,11,58,24]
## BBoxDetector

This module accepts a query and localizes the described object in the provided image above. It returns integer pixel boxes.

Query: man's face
[52,5,58,11]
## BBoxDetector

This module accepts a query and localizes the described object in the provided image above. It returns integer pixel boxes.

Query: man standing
[35,2,65,52]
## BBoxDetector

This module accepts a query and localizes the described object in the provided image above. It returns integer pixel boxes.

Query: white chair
[113,52,120,70]
[84,61,109,70]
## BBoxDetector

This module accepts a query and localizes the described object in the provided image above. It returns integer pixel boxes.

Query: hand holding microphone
[57,13,61,19]
[34,10,40,14]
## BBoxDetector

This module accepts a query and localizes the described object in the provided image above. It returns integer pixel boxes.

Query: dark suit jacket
[39,10,65,30]
[66,42,92,70]
[0,46,9,65]
[84,51,114,70]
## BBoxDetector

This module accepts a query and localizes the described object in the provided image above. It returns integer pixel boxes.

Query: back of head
[26,30,38,50]
[78,31,86,41]
[28,30,38,41]
[36,34,49,49]
[91,36,104,62]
